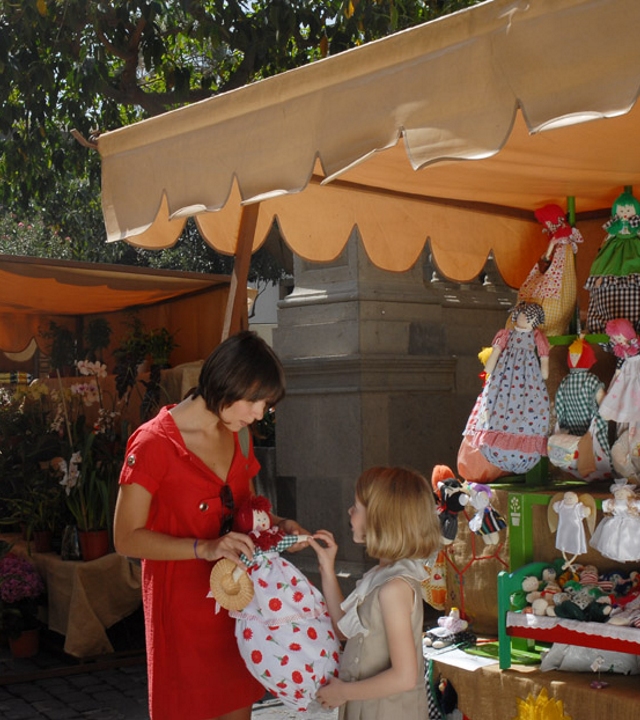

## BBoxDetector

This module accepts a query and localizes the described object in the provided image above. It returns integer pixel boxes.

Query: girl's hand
[308,530,338,573]
[196,531,255,568]
[316,678,348,710]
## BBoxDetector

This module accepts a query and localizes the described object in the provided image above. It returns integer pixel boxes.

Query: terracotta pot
[33,530,53,554]
[78,529,110,562]
[9,627,40,658]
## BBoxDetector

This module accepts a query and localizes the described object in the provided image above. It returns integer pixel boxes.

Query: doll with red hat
[547,337,613,481]
[431,465,470,544]
[208,495,340,712]
[515,203,583,336]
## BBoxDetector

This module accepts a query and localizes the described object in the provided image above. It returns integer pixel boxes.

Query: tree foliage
[0,0,480,277]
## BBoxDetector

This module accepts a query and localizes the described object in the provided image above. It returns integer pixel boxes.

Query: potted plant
[39,320,77,376]
[83,317,112,363]
[0,543,45,657]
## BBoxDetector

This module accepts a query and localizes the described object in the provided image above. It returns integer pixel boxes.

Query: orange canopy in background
[97,0,640,291]
[0,255,231,370]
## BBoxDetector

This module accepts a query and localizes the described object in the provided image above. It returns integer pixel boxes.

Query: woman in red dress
[114,331,306,720]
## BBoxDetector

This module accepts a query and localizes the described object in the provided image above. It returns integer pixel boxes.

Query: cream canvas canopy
[97,0,640,329]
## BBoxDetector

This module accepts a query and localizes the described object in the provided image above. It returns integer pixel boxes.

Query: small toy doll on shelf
[458,302,550,482]
[547,337,613,481]
[584,190,640,333]
[548,490,596,571]
[590,480,640,563]
[516,203,583,336]
[208,495,339,712]
[465,482,507,546]
[600,318,640,481]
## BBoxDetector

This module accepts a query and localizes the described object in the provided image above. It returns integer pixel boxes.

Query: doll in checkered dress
[585,190,640,334]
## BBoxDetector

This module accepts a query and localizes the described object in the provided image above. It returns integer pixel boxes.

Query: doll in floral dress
[458,302,550,481]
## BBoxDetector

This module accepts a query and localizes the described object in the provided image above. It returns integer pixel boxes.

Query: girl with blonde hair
[308,466,441,719]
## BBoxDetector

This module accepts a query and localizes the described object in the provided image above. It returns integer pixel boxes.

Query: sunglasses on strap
[219,484,234,537]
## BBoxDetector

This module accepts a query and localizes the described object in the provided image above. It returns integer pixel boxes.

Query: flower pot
[33,530,53,554]
[78,529,110,562]
[9,627,39,658]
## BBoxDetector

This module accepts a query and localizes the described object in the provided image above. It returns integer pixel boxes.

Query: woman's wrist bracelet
[193,538,201,559]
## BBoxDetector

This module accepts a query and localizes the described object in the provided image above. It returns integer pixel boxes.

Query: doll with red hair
[208,495,340,712]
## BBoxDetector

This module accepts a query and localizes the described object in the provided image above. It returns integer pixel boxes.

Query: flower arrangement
[0,544,45,638]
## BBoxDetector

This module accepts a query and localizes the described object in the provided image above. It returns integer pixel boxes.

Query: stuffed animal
[516,203,583,336]
[423,607,470,649]
[553,580,612,623]
[208,495,340,712]
[466,482,507,545]
[431,465,470,544]
[584,190,640,334]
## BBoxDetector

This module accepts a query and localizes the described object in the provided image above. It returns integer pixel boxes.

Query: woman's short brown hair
[193,331,285,415]
[356,466,441,562]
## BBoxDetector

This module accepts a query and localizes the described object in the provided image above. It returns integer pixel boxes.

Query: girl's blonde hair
[356,466,441,562]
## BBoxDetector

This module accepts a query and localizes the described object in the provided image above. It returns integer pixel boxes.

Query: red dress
[119,406,264,720]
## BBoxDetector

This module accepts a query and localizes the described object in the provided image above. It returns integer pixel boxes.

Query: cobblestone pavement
[0,638,336,720]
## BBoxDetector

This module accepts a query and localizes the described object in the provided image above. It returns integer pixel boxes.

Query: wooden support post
[221,203,260,340]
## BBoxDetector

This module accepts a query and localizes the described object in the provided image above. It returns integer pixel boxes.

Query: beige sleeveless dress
[337,559,428,720]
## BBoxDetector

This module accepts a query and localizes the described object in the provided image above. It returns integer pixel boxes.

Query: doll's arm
[484,345,502,376]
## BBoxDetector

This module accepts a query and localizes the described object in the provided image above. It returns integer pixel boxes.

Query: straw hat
[209,559,254,611]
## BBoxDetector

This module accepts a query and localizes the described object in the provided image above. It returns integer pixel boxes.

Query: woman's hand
[276,517,311,552]
[316,678,348,710]
[196,531,255,568]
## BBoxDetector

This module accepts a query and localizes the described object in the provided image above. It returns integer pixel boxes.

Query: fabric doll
[548,490,596,571]
[547,337,613,481]
[431,465,470,544]
[589,481,640,563]
[465,482,507,545]
[600,318,640,480]
[516,203,583,336]
[208,495,340,712]
[423,608,472,649]
[584,190,640,334]
[458,302,550,481]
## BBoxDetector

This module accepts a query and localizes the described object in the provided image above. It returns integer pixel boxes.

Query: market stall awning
[97,0,640,288]
[0,255,230,358]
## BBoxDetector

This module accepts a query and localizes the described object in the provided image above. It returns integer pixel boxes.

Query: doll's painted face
[615,202,637,221]
[515,312,533,331]
[252,508,271,532]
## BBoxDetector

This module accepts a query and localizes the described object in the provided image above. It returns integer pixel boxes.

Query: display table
[5,535,142,658]
[432,655,640,720]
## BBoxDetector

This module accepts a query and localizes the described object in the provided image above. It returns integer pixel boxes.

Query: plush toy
[590,480,640,563]
[423,607,470,649]
[431,465,470,544]
[584,190,640,334]
[208,495,340,712]
[516,203,583,336]
[553,579,612,623]
[458,302,550,481]
[547,338,613,481]
[548,491,596,571]
[465,482,507,545]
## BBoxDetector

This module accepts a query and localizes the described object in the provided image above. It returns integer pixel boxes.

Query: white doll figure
[548,491,596,571]
[466,482,507,545]
[590,481,640,563]
[458,302,550,481]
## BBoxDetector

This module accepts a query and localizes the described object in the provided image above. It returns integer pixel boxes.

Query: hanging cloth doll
[547,338,613,481]
[548,491,596,571]
[208,496,340,712]
[516,203,583,336]
[458,302,550,481]
[590,481,640,563]
[599,318,640,481]
[465,482,507,545]
[584,190,640,334]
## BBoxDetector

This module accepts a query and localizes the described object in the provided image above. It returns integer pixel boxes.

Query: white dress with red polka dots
[231,538,340,712]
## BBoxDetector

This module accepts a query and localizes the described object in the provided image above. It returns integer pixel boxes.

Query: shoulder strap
[238,425,250,458]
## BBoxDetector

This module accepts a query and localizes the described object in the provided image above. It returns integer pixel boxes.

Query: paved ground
[0,630,337,720]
